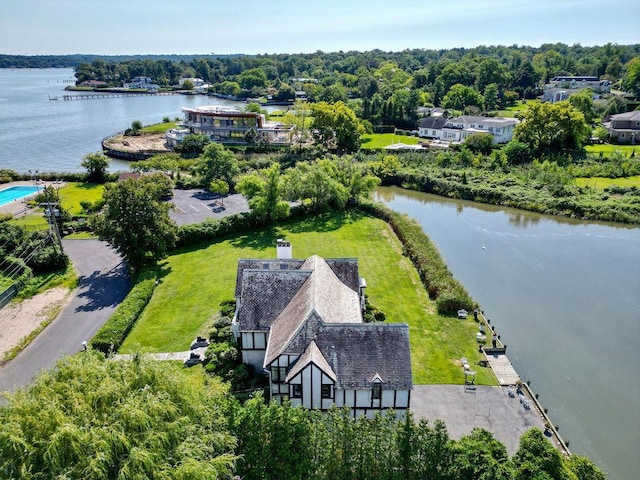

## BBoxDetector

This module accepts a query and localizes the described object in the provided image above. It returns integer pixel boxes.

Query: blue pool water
[0,186,40,206]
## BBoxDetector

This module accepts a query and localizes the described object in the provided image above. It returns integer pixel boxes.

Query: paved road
[0,239,129,393]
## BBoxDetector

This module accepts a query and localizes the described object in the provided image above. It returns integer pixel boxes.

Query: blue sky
[1,0,638,55]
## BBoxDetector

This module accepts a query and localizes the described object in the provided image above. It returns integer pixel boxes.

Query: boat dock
[49,92,176,101]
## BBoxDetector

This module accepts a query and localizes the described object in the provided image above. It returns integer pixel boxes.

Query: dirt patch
[103,132,171,154]
[0,287,73,360]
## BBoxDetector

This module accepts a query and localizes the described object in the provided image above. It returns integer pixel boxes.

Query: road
[0,239,129,393]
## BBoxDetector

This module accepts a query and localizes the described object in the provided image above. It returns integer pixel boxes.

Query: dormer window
[372,383,382,400]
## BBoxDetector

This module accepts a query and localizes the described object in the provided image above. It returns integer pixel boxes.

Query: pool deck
[0,180,65,216]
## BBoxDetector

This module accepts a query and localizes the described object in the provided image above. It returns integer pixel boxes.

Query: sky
[1,0,638,56]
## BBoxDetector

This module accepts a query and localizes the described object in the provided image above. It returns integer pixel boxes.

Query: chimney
[276,239,292,259]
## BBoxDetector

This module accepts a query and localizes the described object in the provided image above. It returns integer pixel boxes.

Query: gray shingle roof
[287,323,413,390]
[264,255,363,366]
[419,116,447,129]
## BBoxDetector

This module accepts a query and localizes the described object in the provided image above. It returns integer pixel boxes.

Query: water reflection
[374,185,640,480]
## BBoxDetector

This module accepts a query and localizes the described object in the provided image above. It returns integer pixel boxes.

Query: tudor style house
[231,241,413,418]
[418,115,517,144]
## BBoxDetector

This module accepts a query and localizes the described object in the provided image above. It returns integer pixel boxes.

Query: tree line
[0,353,606,480]
[62,43,640,129]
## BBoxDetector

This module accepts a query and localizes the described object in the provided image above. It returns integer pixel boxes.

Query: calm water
[374,186,640,480]
[0,68,278,173]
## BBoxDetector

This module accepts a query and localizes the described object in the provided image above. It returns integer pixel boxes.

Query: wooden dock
[484,352,520,385]
[49,92,176,101]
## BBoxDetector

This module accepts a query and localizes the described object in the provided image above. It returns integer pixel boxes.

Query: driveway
[0,239,129,393]
[169,189,249,226]
[411,385,550,455]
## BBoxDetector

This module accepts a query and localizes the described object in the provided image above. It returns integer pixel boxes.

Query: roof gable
[264,255,363,366]
[285,340,337,383]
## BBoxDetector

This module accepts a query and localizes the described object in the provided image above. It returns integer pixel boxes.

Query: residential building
[231,241,413,418]
[165,105,294,147]
[603,111,640,144]
[541,76,611,103]
[418,115,517,144]
[123,76,159,91]
[547,76,611,93]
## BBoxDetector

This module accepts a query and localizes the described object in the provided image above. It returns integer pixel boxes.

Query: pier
[49,92,176,101]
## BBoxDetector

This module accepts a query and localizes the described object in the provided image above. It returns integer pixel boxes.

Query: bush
[26,246,68,274]
[0,213,12,223]
[90,271,157,354]
[358,200,474,315]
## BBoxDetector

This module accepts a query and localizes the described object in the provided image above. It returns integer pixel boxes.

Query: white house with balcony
[231,241,413,418]
[419,115,517,144]
[165,105,294,147]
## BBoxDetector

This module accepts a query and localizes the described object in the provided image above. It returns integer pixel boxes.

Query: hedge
[357,200,474,315]
[90,270,157,354]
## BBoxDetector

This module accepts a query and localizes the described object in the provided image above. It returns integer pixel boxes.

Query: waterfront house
[418,115,517,144]
[603,111,640,144]
[231,240,413,417]
[166,105,294,147]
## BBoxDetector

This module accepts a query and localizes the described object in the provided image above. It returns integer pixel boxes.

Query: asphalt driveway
[169,189,250,225]
[0,239,129,393]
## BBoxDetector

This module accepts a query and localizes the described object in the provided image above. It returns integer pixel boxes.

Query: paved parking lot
[411,385,549,455]
[169,189,250,225]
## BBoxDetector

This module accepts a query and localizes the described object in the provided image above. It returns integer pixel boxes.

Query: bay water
[2,68,639,479]
[374,186,640,480]
[0,68,277,173]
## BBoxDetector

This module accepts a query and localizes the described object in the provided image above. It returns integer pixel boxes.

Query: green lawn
[8,214,49,231]
[494,99,537,117]
[140,122,178,133]
[8,182,104,231]
[361,133,421,149]
[584,144,638,156]
[575,175,640,188]
[58,182,105,215]
[121,211,497,386]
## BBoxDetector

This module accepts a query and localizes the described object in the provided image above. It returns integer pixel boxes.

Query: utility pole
[41,202,63,252]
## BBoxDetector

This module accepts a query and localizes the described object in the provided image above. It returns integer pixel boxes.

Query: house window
[372,383,382,400]
[292,384,302,398]
[321,385,332,399]
[271,366,287,383]
[621,133,626,139]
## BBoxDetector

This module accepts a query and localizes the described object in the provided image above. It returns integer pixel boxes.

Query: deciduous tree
[81,152,110,183]
[195,143,240,188]
[309,101,364,154]
[442,84,485,111]
[94,175,177,272]
[514,101,590,152]
[236,163,290,222]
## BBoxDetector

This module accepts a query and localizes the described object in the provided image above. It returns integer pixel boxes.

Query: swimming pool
[0,186,40,207]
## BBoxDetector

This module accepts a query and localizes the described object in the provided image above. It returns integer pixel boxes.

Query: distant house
[418,115,517,144]
[124,76,159,91]
[231,241,413,418]
[166,105,293,147]
[603,111,640,144]
[78,79,107,88]
[417,116,448,139]
[541,76,611,103]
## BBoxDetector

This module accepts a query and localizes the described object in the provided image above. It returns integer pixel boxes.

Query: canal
[374,186,640,480]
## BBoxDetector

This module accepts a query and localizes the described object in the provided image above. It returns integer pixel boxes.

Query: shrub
[358,200,474,315]
[90,271,157,354]
[26,246,68,274]
[0,213,12,223]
